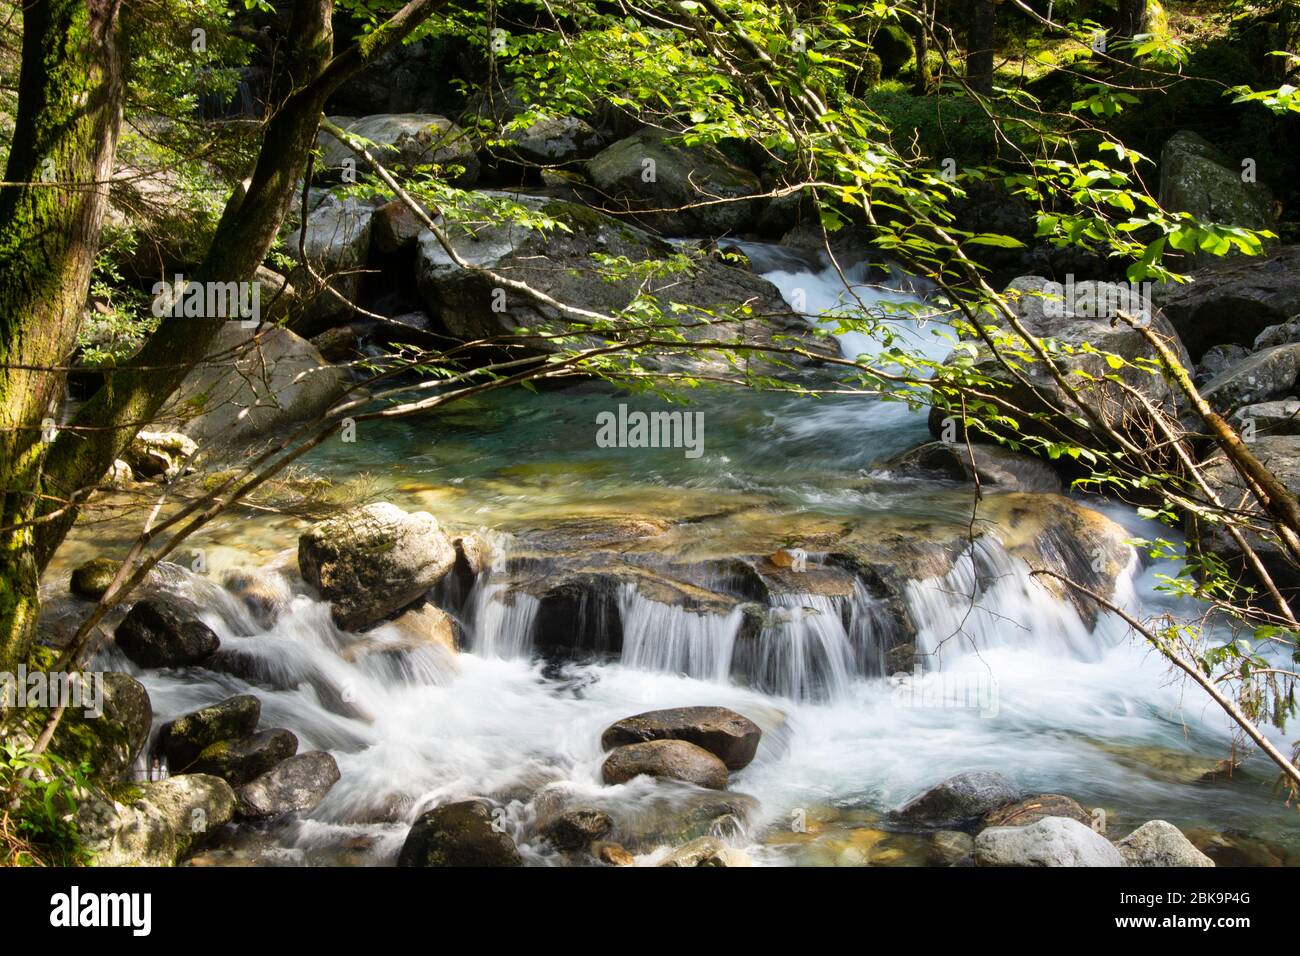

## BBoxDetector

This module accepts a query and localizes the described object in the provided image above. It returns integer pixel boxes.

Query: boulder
[162,322,350,450]
[397,799,522,867]
[371,198,429,254]
[497,114,604,169]
[659,835,751,867]
[586,127,760,235]
[1116,820,1215,867]
[414,193,832,376]
[929,275,1191,447]
[155,695,261,770]
[1161,246,1300,360]
[1195,343,1250,385]
[592,841,635,865]
[221,568,290,628]
[188,728,299,787]
[1229,398,1300,437]
[79,773,236,866]
[601,739,729,789]
[235,751,341,820]
[298,502,456,630]
[1200,343,1300,413]
[974,816,1124,867]
[284,192,378,332]
[600,706,762,771]
[881,441,1062,493]
[70,557,119,600]
[1196,434,1300,597]
[388,602,460,656]
[980,793,1094,830]
[1256,321,1300,350]
[49,672,152,784]
[896,771,1022,829]
[317,113,479,186]
[1158,131,1273,268]
[545,807,614,850]
[122,430,198,480]
[115,599,220,669]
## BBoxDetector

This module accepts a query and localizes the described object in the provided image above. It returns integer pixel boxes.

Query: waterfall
[617,584,744,683]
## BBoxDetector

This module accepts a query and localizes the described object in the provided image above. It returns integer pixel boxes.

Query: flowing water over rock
[63,245,1300,866]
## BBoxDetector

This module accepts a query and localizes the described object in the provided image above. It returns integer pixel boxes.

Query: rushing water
[75,245,1300,866]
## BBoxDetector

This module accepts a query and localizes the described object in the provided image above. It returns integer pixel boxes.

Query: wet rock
[1228,398,1300,437]
[298,502,456,630]
[895,771,1022,829]
[592,840,635,866]
[546,807,614,850]
[106,458,133,488]
[397,799,522,867]
[602,739,729,789]
[283,192,378,332]
[980,793,1094,831]
[601,706,762,771]
[49,672,152,785]
[974,816,1124,867]
[616,789,758,852]
[310,324,360,362]
[1255,321,1300,350]
[882,441,1062,493]
[156,695,261,770]
[70,557,119,600]
[371,198,429,254]
[586,127,760,235]
[1201,343,1300,413]
[660,836,751,867]
[163,322,350,449]
[1117,820,1214,867]
[386,602,461,655]
[115,599,220,669]
[79,774,236,866]
[123,430,198,480]
[188,728,299,787]
[221,568,289,628]
[1194,343,1250,386]
[235,751,341,820]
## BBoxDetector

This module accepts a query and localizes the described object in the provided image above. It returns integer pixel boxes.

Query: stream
[57,242,1300,866]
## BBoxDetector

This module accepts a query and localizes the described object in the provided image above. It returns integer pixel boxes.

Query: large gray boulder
[586,127,761,235]
[1116,820,1214,867]
[398,799,522,867]
[600,706,762,771]
[415,193,834,376]
[284,192,378,332]
[1159,130,1273,269]
[317,113,479,186]
[601,739,729,789]
[928,275,1191,447]
[1200,343,1300,413]
[298,502,456,630]
[1229,398,1300,437]
[882,441,1061,493]
[79,773,236,866]
[162,322,350,451]
[896,771,1021,829]
[974,816,1124,866]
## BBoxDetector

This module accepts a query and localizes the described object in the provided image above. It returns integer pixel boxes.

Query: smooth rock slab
[1116,820,1215,867]
[601,706,762,770]
[896,771,1022,829]
[602,739,729,789]
[974,816,1124,867]
[397,799,522,867]
[235,751,340,820]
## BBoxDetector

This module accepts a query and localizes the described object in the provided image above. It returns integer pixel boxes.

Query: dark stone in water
[601,706,762,770]
[115,598,220,669]
[398,799,522,867]
[236,751,341,820]
[546,807,614,850]
[156,694,261,770]
[896,771,1022,829]
[602,739,729,789]
[188,728,299,787]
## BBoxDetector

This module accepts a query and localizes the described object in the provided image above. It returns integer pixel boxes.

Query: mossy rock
[70,557,118,601]
[872,24,914,77]
[45,672,152,785]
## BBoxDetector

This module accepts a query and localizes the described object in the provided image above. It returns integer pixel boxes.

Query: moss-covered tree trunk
[966,0,996,96]
[0,0,124,672]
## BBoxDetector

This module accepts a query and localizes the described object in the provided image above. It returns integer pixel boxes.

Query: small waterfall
[905,536,1134,664]
[733,594,856,701]
[617,584,744,683]
[463,539,540,661]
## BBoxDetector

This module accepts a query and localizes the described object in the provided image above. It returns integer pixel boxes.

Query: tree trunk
[1116,0,1148,39]
[912,0,932,94]
[967,0,996,96]
[0,0,124,671]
